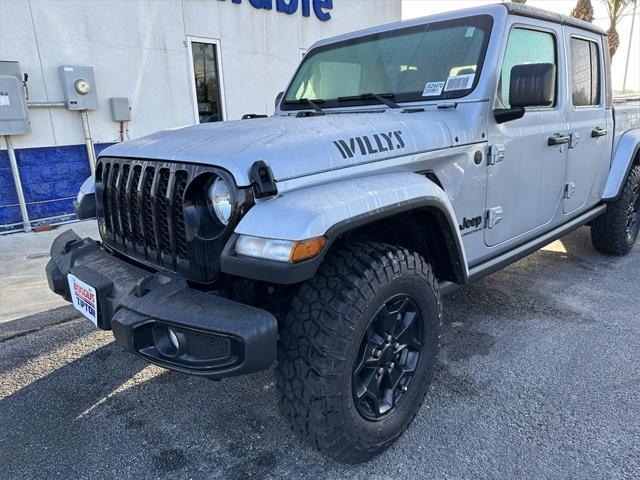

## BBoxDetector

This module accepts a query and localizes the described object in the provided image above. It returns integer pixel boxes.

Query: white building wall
[0,0,401,150]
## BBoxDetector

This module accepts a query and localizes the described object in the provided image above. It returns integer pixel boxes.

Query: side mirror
[275,91,284,109]
[493,63,555,124]
[509,63,556,108]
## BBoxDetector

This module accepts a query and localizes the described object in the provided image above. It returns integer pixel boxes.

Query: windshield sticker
[444,73,475,92]
[422,81,445,97]
[465,27,476,38]
[333,131,405,160]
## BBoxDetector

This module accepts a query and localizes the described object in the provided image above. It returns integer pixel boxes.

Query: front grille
[96,157,242,283]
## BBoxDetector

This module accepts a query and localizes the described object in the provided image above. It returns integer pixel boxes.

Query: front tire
[591,165,640,256]
[276,242,441,464]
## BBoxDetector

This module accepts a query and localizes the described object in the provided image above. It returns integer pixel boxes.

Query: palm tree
[604,0,637,57]
[571,0,595,22]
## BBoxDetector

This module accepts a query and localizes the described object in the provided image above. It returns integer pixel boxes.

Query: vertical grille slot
[173,171,189,259]
[109,163,121,238]
[142,166,157,252]
[118,163,131,243]
[102,162,112,234]
[129,165,143,247]
[156,169,171,255]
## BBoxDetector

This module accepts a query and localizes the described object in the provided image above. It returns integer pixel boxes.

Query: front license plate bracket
[67,265,114,330]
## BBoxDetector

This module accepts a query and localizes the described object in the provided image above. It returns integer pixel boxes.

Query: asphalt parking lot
[1,226,639,480]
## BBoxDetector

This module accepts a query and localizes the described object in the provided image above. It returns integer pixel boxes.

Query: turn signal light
[289,237,327,263]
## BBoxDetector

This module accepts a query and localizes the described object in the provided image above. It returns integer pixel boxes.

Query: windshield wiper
[283,98,325,114]
[337,93,401,109]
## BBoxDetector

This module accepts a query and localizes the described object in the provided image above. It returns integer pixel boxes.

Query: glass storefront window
[191,42,223,123]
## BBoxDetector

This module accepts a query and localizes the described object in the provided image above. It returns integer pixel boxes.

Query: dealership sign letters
[219,0,333,21]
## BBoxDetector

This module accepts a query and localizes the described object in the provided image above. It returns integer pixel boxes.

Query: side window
[570,37,601,107]
[496,28,557,109]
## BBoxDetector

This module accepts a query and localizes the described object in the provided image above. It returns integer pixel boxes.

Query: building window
[191,41,223,123]
[570,37,601,107]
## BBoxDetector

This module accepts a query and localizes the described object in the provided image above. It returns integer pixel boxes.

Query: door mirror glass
[509,63,556,108]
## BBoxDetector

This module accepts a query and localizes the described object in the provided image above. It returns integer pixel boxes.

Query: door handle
[591,127,608,138]
[548,134,571,146]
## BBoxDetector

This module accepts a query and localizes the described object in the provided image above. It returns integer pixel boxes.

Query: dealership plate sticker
[444,73,475,92]
[422,81,445,97]
[67,274,98,327]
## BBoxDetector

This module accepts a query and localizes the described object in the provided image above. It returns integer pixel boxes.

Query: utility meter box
[0,61,31,135]
[59,65,98,110]
[109,97,131,121]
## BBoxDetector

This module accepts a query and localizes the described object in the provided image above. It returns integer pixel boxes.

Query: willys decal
[333,131,405,159]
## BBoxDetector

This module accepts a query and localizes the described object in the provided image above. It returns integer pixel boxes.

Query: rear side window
[497,28,557,109]
[570,37,601,107]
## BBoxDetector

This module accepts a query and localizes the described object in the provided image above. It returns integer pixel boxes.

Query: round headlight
[208,177,232,225]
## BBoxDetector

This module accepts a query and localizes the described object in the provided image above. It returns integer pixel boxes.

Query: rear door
[485,21,569,247]
[563,29,611,214]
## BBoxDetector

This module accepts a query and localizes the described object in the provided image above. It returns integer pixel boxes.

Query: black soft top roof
[503,2,607,36]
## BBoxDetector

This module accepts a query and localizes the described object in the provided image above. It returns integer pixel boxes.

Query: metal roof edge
[502,2,607,36]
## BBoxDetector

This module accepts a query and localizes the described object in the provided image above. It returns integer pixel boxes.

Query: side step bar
[439,204,607,296]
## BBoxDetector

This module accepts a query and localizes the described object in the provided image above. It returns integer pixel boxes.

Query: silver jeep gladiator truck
[47,2,640,464]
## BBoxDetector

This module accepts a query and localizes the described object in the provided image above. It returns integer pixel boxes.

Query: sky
[402,0,640,93]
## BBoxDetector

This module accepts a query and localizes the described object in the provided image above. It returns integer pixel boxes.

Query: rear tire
[591,165,640,256]
[276,242,441,464]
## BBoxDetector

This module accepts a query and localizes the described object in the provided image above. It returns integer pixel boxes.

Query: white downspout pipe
[80,110,96,175]
[3,135,31,232]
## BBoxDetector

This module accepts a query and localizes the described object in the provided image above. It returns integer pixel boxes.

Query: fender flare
[221,172,468,285]
[602,129,640,200]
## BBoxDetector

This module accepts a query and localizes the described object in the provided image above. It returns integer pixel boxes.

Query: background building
[0,0,401,232]
[2,0,637,233]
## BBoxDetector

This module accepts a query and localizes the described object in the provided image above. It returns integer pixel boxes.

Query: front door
[563,28,611,214]
[485,22,569,247]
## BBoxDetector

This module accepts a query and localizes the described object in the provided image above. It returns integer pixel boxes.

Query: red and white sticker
[67,274,98,327]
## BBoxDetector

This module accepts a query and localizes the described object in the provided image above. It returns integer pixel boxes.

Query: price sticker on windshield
[422,81,445,97]
[444,73,475,92]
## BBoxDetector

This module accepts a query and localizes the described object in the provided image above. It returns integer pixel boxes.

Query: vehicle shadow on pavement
[0,332,310,479]
[0,306,91,374]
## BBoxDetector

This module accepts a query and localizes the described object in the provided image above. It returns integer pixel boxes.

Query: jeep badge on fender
[459,215,483,231]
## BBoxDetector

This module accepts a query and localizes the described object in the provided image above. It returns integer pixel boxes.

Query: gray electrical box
[59,65,98,111]
[0,61,31,135]
[109,97,131,121]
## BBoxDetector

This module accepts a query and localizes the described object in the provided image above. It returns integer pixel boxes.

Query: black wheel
[276,242,441,464]
[592,165,640,256]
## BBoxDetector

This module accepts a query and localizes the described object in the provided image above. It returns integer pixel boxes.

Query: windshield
[282,15,493,110]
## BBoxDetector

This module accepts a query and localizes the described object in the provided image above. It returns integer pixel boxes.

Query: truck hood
[100,110,456,186]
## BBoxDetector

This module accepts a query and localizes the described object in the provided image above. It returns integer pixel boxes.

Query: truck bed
[613,96,640,152]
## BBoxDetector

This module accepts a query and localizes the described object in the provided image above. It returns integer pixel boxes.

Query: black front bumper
[46,229,278,379]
